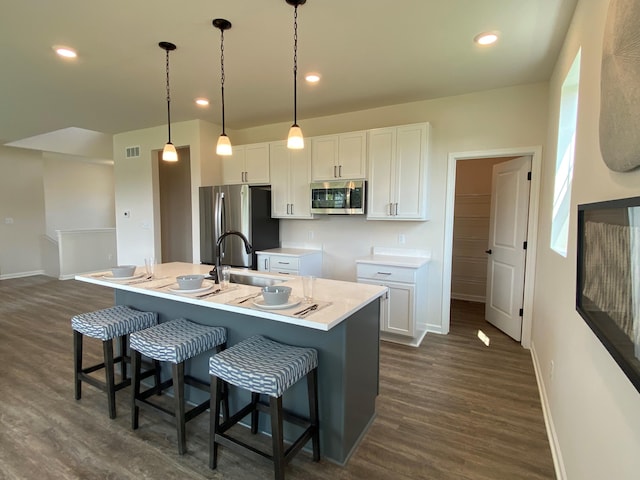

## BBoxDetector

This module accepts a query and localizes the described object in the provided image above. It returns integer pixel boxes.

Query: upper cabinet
[269,141,314,219]
[221,143,270,185]
[311,131,367,181]
[367,122,430,221]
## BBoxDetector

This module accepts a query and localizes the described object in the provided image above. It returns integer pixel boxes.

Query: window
[551,49,581,256]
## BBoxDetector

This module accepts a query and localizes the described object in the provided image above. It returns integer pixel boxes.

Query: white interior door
[485,156,531,341]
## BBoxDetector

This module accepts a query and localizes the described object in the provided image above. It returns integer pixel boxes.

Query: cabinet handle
[338,165,342,177]
[264,258,269,269]
[394,203,399,215]
[291,204,294,215]
[286,203,290,215]
[277,261,291,265]
[334,165,337,178]
[389,203,393,216]
[376,272,392,276]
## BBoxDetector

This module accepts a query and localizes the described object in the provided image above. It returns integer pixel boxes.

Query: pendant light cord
[293,4,298,126]
[165,48,172,143]
[220,28,226,135]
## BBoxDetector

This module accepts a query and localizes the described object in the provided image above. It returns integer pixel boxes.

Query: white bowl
[261,285,292,305]
[176,274,205,290]
[111,265,136,278]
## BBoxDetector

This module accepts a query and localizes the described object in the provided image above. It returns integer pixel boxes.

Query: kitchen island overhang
[76,263,386,465]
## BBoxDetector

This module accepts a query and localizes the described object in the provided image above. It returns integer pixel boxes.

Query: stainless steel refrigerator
[199,184,279,269]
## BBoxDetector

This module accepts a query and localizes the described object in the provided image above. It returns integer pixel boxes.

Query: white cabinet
[222,143,270,185]
[269,141,313,219]
[367,122,430,220]
[256,248,323,276]
[311,131,367,181]
[356,258,428,347]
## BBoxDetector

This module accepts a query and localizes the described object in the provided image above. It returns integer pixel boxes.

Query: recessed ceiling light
[305,73,321,83]
[53,46,77,58]
[474,32,499,46]
[195,98,210,106]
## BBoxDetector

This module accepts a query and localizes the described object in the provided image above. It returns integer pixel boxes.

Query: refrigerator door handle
[214,191,225,260]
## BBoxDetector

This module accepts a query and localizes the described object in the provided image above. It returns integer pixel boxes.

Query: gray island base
[78,263,385,466]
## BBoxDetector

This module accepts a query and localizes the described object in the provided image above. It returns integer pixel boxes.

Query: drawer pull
[376,272,392,276]
[277,261,291,265]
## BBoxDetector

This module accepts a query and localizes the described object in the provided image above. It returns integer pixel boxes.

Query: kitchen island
[76,262,386,465]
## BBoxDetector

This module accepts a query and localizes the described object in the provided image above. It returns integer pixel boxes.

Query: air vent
[125,146,140,158]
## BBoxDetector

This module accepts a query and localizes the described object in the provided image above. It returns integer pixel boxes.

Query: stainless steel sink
[229,273,284,288]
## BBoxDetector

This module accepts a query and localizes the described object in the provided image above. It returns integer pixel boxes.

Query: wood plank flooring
[0,276,555,479]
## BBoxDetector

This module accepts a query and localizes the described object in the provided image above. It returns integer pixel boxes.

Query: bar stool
[130,318,227,455]
[72,305,159,419]
[209,335,320,480]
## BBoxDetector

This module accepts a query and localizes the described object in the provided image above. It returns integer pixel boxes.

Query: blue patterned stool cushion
[130,318,226,364]
[209,335,318,398]
[71,305,158,341]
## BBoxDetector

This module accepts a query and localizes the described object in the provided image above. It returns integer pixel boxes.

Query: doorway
[156,146,192,263]
[442,147,542,348]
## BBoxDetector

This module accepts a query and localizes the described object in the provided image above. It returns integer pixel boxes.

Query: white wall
[237,83,549,334]
[0,146,46,277]
[42,153,115,238]
[112,118,221,266]
[532,0,640,478]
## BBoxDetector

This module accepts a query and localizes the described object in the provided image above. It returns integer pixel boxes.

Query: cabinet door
[367,128,395,218]
[257,254,269,272]
[244,143,270,184]
[338,131,367,179]
[221,147,245,184]
[357,278,389,331]
[386,282,415,336]
[395,124,427,219]
[269,142,291,218]
[311,135,339,181]
[289,147,313,218]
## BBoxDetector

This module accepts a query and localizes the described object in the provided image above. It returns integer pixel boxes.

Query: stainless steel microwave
[310,180,366,214]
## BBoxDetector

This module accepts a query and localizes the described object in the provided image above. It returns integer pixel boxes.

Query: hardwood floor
[0,276,555,479]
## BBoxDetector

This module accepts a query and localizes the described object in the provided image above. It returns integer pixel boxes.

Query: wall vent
[125,146,140,158]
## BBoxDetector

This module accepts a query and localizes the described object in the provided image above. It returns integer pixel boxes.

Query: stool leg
[307,368,320,462]
[251,392,260,434]
[209,375,222,470]
[154,360,162,394]
[119,334,128,380]
[172,362,187,455]
[131,350,141,429]
[270,396,285,480]
[103,339,116,419]
[73,331,83,400]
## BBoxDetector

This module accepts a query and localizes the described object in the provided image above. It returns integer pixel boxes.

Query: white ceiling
[1,0,578,150]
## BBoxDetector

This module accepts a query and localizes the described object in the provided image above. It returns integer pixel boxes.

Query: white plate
[102,272,145,281]
[252,296,302,310]
[168,281,215,294]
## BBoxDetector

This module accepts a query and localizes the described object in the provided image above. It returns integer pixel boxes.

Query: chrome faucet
[210,230,253,284]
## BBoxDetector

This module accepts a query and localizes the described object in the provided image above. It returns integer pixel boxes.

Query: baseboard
[530,340,567,480]
[0,270,45,280]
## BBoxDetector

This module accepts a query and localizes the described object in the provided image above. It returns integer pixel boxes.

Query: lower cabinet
[356,259,428,347]
[256,248,323,276]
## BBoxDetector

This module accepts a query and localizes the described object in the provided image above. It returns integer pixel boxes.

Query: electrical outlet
[4,217,14,224]
[308,230,315,240]
[398,233,406,244]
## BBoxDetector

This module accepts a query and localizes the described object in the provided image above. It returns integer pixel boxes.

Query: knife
[294,304,318,316]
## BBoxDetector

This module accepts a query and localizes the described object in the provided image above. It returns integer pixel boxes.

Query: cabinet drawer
[356,263,416,283]
[269,256,300,271]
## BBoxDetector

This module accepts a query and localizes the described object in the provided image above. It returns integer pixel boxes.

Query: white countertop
[76,262,386,331]
[356,255,430,268]
[256,248,322,257]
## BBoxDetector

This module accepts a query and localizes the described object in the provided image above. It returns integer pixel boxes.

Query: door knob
[485,249,492,254]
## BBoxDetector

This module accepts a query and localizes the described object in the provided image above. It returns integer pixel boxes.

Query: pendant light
[159,41,178,162]
[213,19,233,156]
[286,0,306,149]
